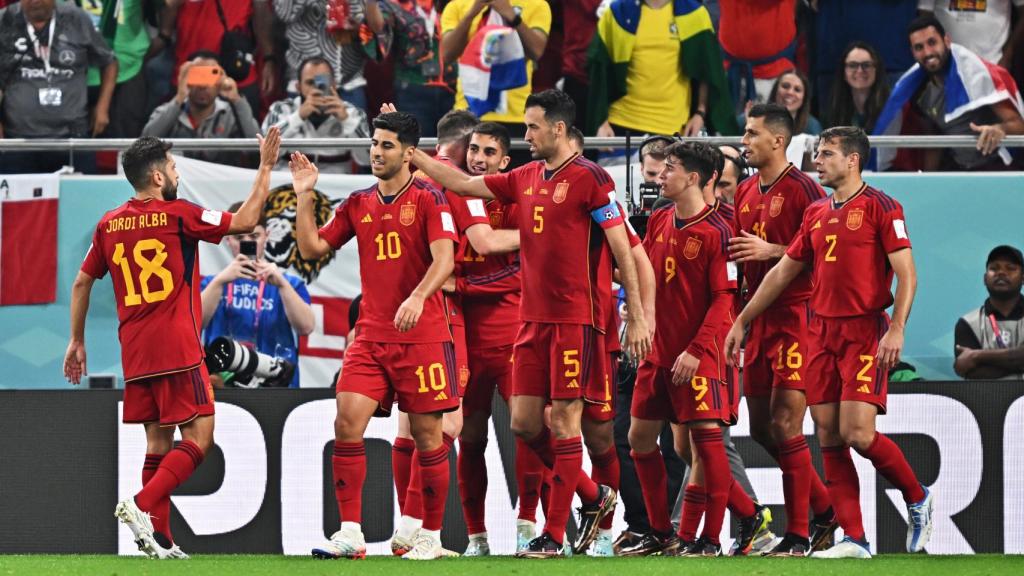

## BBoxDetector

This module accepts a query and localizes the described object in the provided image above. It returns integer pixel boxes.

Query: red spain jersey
[80,198,232,382]
[786,184,911,318]
[734,165,825,306]
[643,204,738,368]
[457,199,522,350]
[319,176,459,343]
[484,154,621,329]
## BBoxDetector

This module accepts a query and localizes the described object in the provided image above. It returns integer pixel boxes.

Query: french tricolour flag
[458,24,528,117]
[873,43,1024,170]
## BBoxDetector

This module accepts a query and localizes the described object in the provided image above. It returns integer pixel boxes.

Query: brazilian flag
[585,0,738,136]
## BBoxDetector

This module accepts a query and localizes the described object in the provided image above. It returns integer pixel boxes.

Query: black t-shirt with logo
[0,3,115,137]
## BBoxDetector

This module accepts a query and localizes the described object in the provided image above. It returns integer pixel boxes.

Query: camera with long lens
[205,336,295,388]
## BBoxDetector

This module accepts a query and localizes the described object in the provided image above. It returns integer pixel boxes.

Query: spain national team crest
[553,182,569,204]
[489,209,502,227]
[846,208,864,231]
[459,366,470,388]
[769,196,785,217]
[683,236,702,260]
[400,203,416,226]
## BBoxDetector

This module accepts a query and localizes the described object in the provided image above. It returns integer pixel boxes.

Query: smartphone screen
[313,73,332,93]
[186,65,223,87]
[239,240,258,259]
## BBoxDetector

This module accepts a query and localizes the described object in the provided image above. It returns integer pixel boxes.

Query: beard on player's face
[158,169,178,200]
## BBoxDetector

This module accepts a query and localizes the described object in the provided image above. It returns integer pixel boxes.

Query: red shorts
[340,338,461,415]
[462,345,514,417]
[631,362,731,425]
[805,313,890,413]
[122,364,215,427]
[744,302,811,397]
[512,322,607,402]
[583,353,619,422]
[452,323,471,396]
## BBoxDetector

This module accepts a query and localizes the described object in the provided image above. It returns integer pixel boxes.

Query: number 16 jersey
[81,197,233,382]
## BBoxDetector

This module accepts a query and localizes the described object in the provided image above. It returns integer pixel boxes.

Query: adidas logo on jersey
[435,391,448,401]
[656,234,664,243]
[361,214,372,223]
[857,384,871,394]
[741,203,750,213]
[601,403,611,413]
[787,372,801,381]
[696,401,709,411]
[811,220,822,230]
[567,379,579,389]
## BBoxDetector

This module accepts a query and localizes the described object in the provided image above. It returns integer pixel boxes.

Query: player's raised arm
[64,271,96,385]
[395,238,456,333]
[877,247,917,372]
[725,255,806,364]
[410,148,495,199]
[228,127,281,234]
[465,225,520,255]
[605,223,650,358]
[290,152,334,260]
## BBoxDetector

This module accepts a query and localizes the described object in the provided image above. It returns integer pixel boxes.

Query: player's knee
[627,428,656,454]
[839,423,874,451]
[510,415,539,440]
[770,410,802,442]
[334,415,362,442]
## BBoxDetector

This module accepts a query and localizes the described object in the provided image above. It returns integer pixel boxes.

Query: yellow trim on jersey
[673,204,715,231]
[757,163,795,196]
[377,174,416,205]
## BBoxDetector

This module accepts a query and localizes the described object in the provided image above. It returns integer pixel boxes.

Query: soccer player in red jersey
[388,111,521,556]
[726,126,935,559]
[622,142,757,558]
[728,103,834,555]
[295,112,460,561]
[63,129,282,559]
[409,89,651,558]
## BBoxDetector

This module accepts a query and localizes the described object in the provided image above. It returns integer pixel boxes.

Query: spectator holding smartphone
[142,51,261,165]
[200,201,315,388]
[262,56,371,173]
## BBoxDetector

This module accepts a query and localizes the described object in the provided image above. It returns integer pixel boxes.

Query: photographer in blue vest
[200,201,315,387]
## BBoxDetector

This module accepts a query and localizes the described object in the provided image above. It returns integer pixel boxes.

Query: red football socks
[331,441,367,524]
[418,444,451,531]
[678,484,707,541]
[458,438,488,534]
[821,445,865,541]
[778,435,813,538]
[692,428,730,545]
[856,433,926,504]
[135,441,203,513]
[142,454,171,542]
[515,437,545,521]
[526,427,554,469]
[392,437,415,514]
[589,447,619,530]
[632,448,672,533]
[546,437,584,544]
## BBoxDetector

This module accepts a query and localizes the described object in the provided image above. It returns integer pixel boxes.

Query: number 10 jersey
[81,197,233,382]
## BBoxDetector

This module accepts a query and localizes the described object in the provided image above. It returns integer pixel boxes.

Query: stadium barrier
[1,382,1021,555]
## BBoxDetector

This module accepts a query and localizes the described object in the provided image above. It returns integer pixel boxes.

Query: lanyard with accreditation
[26,17,62,107]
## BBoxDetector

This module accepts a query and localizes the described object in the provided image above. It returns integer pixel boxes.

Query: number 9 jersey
[81,197,233,382]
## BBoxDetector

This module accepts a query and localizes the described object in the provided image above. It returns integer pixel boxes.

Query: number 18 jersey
[81,197,233,382]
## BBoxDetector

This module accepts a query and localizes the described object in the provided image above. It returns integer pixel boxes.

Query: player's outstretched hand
[258,126,282,169]
[63,340,87,385]
[876,327,904,373]
[724,320,744,366]
[441,275,456,293]
[625,316,652,359]
[394,294,424,332]
[380,102,398,114]
[289,152,319,195]
[671,351,699,385]
[728,230,779,263]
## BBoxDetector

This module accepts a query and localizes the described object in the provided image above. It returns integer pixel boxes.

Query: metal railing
[0,135,1022,152]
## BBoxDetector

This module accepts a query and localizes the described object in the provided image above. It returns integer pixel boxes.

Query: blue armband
[590,200,621,224]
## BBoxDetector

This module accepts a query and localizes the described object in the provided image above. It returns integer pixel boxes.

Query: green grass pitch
[1,555,1023,576]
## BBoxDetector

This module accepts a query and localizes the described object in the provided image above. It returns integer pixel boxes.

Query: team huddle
[63,88,934,561]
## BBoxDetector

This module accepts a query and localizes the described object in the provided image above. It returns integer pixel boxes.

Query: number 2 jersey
[81,197,233,382]
[318,176,459,343]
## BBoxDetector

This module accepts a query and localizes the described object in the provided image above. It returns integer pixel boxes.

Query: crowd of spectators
[3,0,1024,173]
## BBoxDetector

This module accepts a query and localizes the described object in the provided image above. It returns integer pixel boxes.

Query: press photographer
[200,202,315,387]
